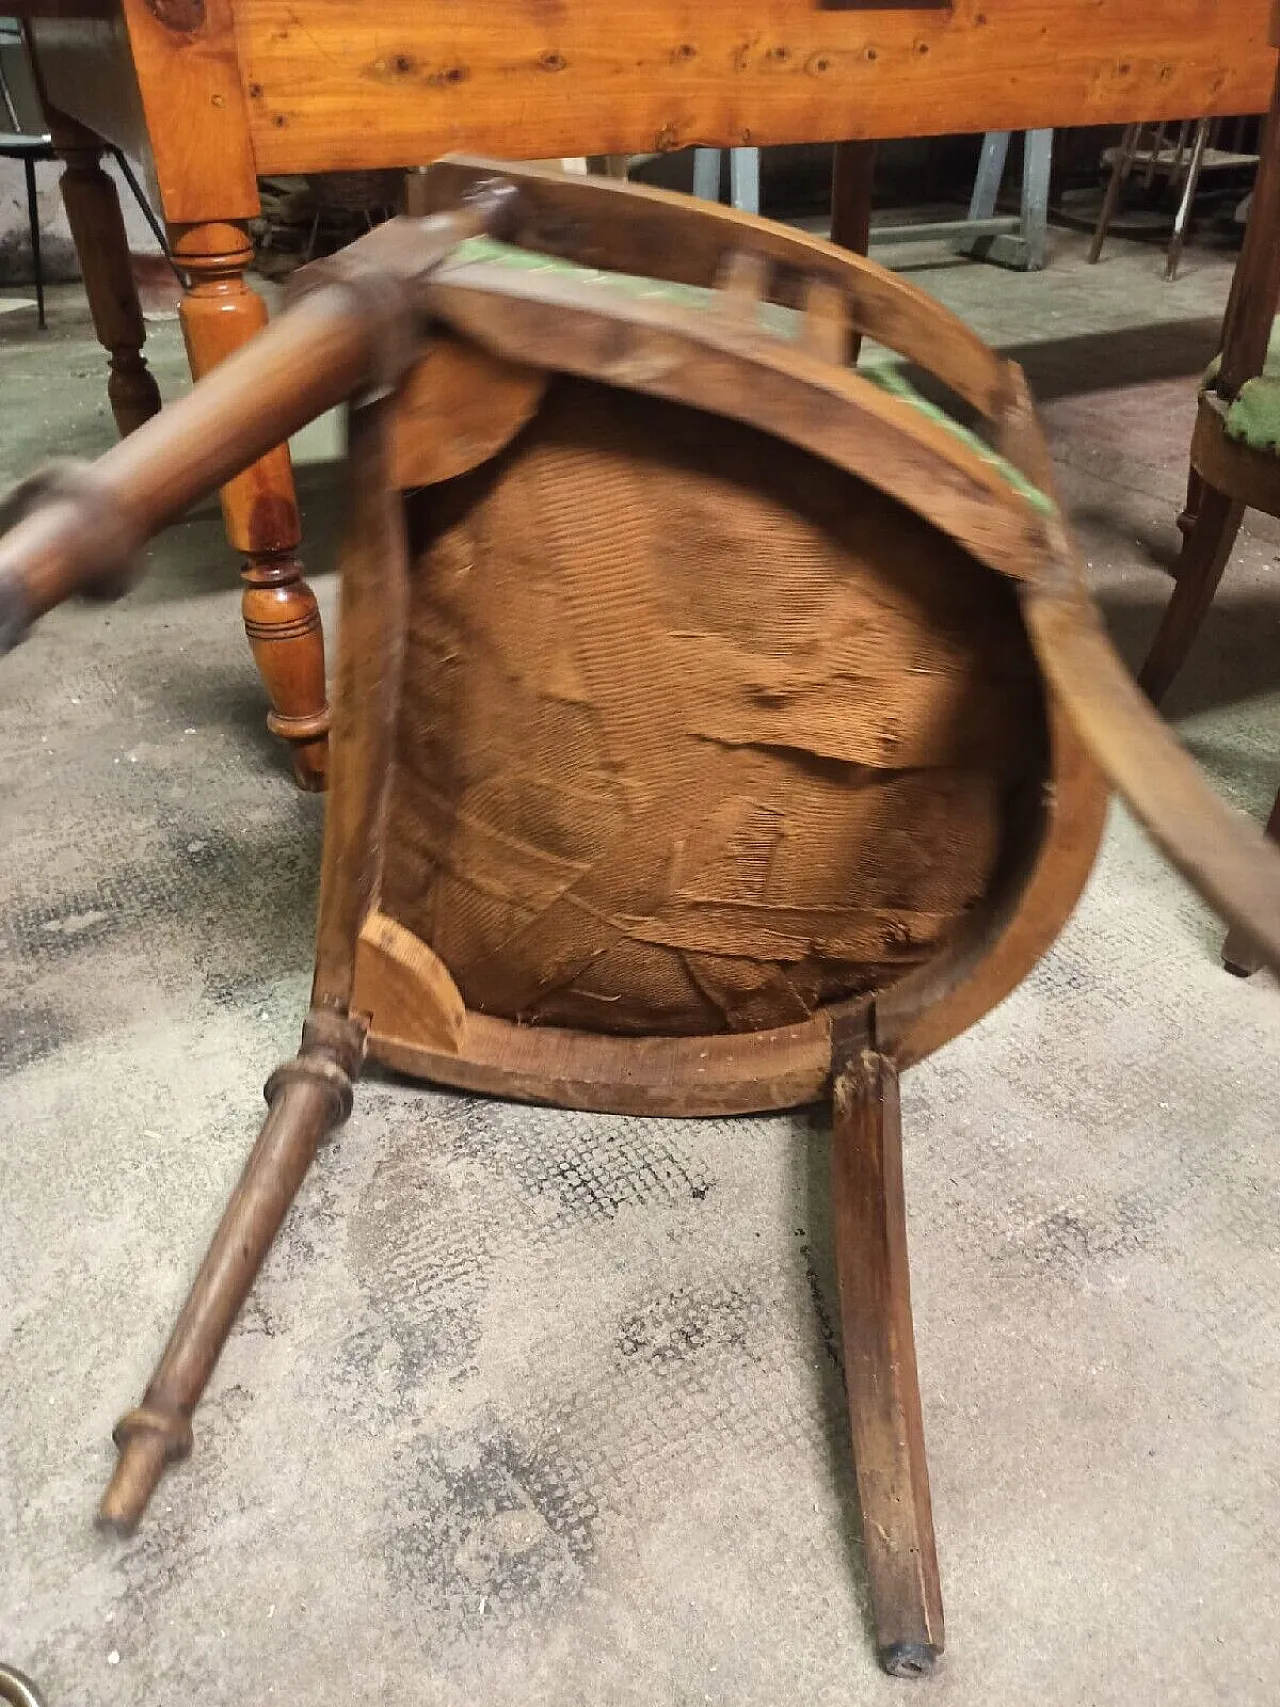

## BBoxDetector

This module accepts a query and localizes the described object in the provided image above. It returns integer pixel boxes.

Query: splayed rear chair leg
[830,1044,944,1678]
[98,1008,365,1534]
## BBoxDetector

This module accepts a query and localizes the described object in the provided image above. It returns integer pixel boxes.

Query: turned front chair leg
[831,1046,944,1678]
[48,111,161,436]
[171,220,331,790]
[98,1009,363,1535]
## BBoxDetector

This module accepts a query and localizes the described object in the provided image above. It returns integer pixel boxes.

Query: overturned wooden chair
[1,158,1278,1679]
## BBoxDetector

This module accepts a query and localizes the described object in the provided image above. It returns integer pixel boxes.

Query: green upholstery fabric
[446,237,1055,516]
[1217,325,1280,454]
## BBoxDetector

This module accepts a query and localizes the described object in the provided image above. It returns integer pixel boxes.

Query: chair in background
[1089,117,1259,281]
[0,22,53,328]
[0,23,171,331]
[1138,34,1280,975]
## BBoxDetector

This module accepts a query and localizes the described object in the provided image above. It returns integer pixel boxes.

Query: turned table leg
[831,1046,944,1677]
[48,110,160,436]
[171,221,330,791]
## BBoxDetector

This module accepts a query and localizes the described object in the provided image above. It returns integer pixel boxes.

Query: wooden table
[11,1,1276,788]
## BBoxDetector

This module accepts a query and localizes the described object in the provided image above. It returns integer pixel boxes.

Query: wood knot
[540,50,567,71]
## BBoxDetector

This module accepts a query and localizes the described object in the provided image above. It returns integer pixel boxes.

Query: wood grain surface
[227,0,1275,174]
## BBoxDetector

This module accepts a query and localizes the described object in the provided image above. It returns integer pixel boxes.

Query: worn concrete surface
[1,227,1279,1706]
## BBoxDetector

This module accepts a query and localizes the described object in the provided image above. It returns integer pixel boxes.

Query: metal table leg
[959,128,1053,269]
[692,148,721,202]
[730,147,760,215]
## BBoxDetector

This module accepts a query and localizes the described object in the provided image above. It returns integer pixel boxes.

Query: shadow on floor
[1003,317,1223,400]
[1096,584,1280,722]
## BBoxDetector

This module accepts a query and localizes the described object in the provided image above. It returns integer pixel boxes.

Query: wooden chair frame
[2,158,1278,1679]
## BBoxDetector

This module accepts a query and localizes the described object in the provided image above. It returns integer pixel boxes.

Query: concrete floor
[1,226,1279,1707]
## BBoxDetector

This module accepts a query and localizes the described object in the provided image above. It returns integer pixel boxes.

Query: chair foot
[880,1641,941,1680]
[1222,940,1259,977]
[98,1409,189,1536]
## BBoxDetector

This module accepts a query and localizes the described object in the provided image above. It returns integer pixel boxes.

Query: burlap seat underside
[381,375,1044,1037]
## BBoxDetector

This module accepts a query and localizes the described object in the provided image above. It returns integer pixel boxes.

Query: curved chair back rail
[0,158,1276,1012]
[418,155,1022,424]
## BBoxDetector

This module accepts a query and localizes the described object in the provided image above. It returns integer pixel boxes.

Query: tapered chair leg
[1166,117,1211,282]
[1223,782,1280,975]
[1089,122,1141,265]
[1139,483,1245,705]
[831,1047,944,1678]
[98,1008,364,1535]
